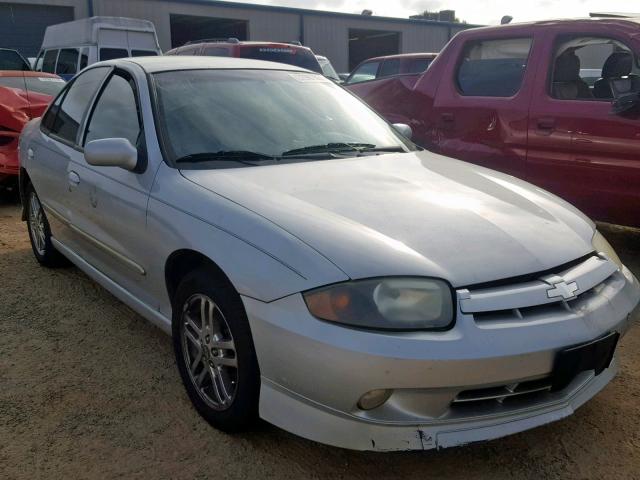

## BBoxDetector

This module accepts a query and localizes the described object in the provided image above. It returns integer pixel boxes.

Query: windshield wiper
[282,143,407,157]
[356,146,407,153]
[282,143,376,157]
[175,151,277,164]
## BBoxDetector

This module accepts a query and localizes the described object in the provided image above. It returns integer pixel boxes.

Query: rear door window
[457,38,533,97]
[44,67,110,144]
[0,50,30,71]
[347,61,381,84]
[378,59,401,78]
[42,50,58,73]
[100,48,129,61]
[203,46,230,56]
[55,48,79,75]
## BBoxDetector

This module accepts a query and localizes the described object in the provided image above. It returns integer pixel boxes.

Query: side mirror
[392,123,413,140]
[84,138,138,170]
[611,93,640,116]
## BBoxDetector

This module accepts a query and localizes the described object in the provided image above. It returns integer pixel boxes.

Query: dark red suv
[166,39,323,74]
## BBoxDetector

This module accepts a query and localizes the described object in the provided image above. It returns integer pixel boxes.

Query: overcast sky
[230,0,638,25]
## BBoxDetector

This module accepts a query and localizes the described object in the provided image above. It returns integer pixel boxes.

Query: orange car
[0,71,65,190]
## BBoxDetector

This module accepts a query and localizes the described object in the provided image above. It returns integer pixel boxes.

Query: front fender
[146,163,348,315]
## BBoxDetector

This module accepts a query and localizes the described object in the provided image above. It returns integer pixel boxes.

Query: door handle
[68,171,80,186]
[441,112,455,123]
[27,148,34,160]
[537,118,556,130]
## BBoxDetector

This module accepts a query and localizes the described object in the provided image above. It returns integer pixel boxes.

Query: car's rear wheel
[25,184,68,267]
[172,267,260,432]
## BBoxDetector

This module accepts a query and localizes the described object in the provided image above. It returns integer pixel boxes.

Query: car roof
[458,16,640,36]
[107,55,312,74]
[0,71,60,78]
[364,52,438,62]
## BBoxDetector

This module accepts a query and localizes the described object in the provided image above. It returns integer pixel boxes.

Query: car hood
[181,152,595,287]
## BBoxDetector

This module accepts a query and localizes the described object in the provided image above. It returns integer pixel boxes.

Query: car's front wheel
[172,267,260,432]
[25,184,68,267]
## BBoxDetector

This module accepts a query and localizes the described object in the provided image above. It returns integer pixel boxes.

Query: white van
[34,16,161,80]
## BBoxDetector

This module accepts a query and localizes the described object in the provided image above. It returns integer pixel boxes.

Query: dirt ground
[1,198,639,480]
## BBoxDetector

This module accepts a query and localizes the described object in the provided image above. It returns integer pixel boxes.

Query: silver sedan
[19,56,640,451]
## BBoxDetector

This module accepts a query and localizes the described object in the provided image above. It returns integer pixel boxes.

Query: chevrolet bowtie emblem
[546,281,579,300]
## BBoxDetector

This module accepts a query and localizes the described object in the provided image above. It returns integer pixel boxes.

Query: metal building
[0,0,477,72]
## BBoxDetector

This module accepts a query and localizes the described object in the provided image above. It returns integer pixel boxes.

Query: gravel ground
[1,198,639,480]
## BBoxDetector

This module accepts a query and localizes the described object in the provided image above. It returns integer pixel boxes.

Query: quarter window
[45,67,110,144]
[100,48,128,61]
[131,50,158,57]
[42,50,58,73]
[55,48,79,75]
[347,61,381,84]
[457,38,532,97]
[84,72,141,147]
[406,58,432,74]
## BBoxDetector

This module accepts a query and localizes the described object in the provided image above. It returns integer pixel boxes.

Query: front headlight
[303,277,454,331]
[592,230,623,269]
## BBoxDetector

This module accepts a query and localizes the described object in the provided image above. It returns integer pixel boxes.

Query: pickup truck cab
[346,18,640,228]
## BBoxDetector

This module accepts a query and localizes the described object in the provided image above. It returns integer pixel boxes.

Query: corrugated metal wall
[0,0,84,56]
[0,0,472,72]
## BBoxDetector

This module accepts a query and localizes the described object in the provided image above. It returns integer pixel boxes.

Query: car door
[431,35,538,178]
[29,67,110,246]
[67,68,160,306]
[527,31,640,227]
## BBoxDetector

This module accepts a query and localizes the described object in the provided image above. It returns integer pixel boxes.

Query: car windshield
[153,69,409,167]
[239,46,323,73]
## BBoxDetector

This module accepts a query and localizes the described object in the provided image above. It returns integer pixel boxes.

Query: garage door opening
[170,14,248,48]
[348,28,401,71]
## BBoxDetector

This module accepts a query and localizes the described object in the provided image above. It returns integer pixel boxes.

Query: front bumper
[243,266,640,451]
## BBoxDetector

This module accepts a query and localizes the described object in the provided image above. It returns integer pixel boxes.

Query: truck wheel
[25,184,69,268]
[172,267,260,432]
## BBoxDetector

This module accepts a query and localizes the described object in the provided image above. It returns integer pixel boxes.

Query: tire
[172,267,260,432]
[25,184,69,268]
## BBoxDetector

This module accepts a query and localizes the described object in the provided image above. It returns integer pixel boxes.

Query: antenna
[501,16,513,25]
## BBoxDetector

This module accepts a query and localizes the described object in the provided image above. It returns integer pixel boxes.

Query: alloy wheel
[181,293,238,410]
[28,192,46,256]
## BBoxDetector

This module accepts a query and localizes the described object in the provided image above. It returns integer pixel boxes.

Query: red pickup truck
[346,18,640,228]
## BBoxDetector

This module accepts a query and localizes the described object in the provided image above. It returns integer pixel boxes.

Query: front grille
[459,255,618,326]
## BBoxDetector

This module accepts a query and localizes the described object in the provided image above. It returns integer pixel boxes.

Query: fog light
[357,389,393,410]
